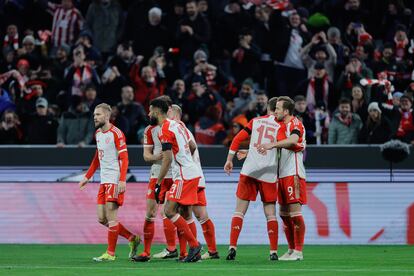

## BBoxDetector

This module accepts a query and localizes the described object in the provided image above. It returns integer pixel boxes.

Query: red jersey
[159,119,201,181]
[279,116,306,179]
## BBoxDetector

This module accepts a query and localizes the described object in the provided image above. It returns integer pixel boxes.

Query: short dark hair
[150,98,169,114]
[156,95,173,107]
[294,95,306,102]
[278,96,295,115]
[268,97,278,112]
[339,97,351,106]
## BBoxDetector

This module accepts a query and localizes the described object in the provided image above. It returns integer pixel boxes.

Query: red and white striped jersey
[143,125,172,179]
[48,4,83,47]
[230,115,285,183]
[159,119,201,181]
[94,125,127,184]
[279,116,306,179]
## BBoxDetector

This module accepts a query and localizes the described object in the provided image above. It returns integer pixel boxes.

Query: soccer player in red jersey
[257,96,307,261]
[78,103,140,262]
[169,105,219,260]
[143,98,202,262]
[132,122,178,261]
[224,97,283,261]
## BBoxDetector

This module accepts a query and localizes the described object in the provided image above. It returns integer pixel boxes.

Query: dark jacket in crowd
[25,114,58,144]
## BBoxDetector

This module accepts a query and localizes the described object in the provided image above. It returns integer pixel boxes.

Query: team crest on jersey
[105,137,111,144]
[147,189,152,195]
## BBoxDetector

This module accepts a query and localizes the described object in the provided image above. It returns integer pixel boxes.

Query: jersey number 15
[253,125,276,148]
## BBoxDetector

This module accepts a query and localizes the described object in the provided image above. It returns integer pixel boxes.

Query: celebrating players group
[79,95,307,263]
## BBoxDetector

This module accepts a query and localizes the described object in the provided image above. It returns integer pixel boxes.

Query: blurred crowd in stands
[0,0,414,146]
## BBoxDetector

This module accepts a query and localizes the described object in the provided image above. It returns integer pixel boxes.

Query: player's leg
[152,205,178,259]
[279,204,295,260]
[181,205,197,239]
[97,204,108,226]
[193,205,219,260]
[164,200,201,262]
[263,202,278,260]
[287,203,305,261]
[258,181,279,260]
[226,197,249,260]
[132,198,157,262]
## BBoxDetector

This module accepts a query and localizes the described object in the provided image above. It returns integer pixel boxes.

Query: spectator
[294,95,317,144]
[269,9,310,97]
[301,31,337,81]
[296,62,336,114]
[110,105,129,137]
[47,0,84,48]
[19,80,47,117]
[51,44,71,82]
[351,85,368,123]
[133,7,170,63]
[108,42,136,77]
[56,96,94,147]
[17,35,42,70]
[3,24,19,51]
[187,77,219,125]
[85,0,123,57]
[395,95,414,144]
[100,66,127,106]
[117,85,148,143]
[84,84,101,111]
[75,31,101,64]
[176,0,211,76]
[334,0,369,33]
[231,28,261,84]
[358,102,391,144]
[0,109,22,144]
[337,54,373,101]
[64,45,100,97]
[229,78,256,118]
[25,97,58,144]
[0,88,15,116]
[327,26,349,81]
[222,114,248,147]
[129,62,166,111]
[164,0,185,36]
[328,98,362,144]
[393,24,410,62]
[0,47,16,73]
[166,79,189,110]
[195,105,226,145]
[122,0,156,42]
[245,90,268,121]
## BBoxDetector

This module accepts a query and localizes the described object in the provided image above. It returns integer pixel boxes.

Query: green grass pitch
[0,244,413,276]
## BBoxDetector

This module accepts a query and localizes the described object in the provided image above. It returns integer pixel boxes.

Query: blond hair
[95,103,112,114]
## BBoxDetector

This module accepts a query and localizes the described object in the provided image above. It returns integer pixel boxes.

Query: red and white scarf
[394,36,409,61]
[3,34,19,50]
[0,70,26,88]
[72,65,93,96]
[306,75,329,113]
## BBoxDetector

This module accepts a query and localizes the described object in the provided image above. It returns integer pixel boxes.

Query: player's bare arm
[143,146,163,163]
[257,133,300,154]
[189,140,197,155]
[224,152,235,175]
[157,149,173,185]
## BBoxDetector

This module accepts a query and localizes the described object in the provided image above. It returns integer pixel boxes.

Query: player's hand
[256,143,274,155]
[118,181,126,193]
[236,150,248,160]
[79,177,89,190]
[154,183,161,203]
[154,153,163,161]
[224,160,233,176]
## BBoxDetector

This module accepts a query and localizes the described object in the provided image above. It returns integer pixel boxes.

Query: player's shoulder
[110,125,125,139]
[145,124,159,134]
[291,116,304,127]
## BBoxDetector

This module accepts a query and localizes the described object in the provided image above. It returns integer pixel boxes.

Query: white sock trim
[171,214,180,223]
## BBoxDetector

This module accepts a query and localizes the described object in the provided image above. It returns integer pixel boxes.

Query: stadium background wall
[0,145,413,169]
[1,181,413,245]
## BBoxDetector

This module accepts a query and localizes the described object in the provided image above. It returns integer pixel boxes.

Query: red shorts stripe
[167,178,200,205]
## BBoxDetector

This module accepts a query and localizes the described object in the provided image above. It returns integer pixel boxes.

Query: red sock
[118,223,134,241]
[107,223,119,256]
[291,215,305,251]
[143,219,155,255]
[267,218,278,251]
[187,219,197,239]
[163,217,177,251]
[201,219,217,253]
[280,215,295,250]
[229,213,244,248]
[171,214,198,248]
[177,228,187,257]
